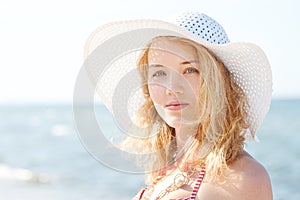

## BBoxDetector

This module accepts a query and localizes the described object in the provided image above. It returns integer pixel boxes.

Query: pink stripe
[187,164,206,199]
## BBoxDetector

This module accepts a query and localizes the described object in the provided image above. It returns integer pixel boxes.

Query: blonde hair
[130,36,249,184]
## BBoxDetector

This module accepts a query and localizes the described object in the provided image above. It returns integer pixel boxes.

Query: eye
[184,67,199,74]
[152,70,167,77]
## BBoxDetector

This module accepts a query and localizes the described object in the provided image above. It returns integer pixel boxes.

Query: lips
[165,101,189,111]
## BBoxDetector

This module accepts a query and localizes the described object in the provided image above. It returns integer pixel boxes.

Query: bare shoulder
[226,151,273,200]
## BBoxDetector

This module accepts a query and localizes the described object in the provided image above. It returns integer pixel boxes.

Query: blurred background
[1,0,299,199]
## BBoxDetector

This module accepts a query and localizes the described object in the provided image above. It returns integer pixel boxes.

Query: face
[147,39,201,129]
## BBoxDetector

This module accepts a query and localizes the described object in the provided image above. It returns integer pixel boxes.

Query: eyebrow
[180,60,198,65]
[148,64,165,68]
[148,60,198,68]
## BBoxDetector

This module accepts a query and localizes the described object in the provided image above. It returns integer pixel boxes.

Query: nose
[165,72,184,96]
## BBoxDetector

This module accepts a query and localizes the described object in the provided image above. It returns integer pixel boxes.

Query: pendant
[173,173,189,188]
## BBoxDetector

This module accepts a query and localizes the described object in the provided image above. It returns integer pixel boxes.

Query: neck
[175,124,198,153]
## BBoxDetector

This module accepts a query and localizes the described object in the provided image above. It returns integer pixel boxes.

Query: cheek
[148,85,165,105]
[189,77,200,96]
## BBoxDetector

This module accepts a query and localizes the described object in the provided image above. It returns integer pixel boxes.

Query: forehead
[147,39,197,64]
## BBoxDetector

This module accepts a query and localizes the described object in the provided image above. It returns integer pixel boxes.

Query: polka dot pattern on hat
[173,12,230,44]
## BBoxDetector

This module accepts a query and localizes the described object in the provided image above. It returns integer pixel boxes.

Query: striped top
[134,166,206,200]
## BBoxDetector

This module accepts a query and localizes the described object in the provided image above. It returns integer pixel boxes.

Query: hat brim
[83,19,272,140]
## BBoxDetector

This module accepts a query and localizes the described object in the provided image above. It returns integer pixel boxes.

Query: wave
[0,163,49,184]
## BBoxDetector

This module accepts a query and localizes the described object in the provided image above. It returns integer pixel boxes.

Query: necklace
[141,163,206,200]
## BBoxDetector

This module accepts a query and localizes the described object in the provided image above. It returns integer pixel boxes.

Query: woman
[133,36,272,200]
[83,12,273,200]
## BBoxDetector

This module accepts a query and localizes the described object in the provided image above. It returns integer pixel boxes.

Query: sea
[0,99,299,200]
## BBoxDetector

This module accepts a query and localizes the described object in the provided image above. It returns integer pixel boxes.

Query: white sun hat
[83,12,272,141]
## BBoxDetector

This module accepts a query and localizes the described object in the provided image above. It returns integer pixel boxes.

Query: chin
[164,117,182,129]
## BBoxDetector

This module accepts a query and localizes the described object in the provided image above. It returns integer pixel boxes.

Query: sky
[0,0,299,104]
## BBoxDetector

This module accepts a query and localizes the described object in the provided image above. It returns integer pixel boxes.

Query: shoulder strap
[189,165,206,200]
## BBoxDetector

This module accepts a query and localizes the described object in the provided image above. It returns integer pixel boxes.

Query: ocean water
[0,99,299,200]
